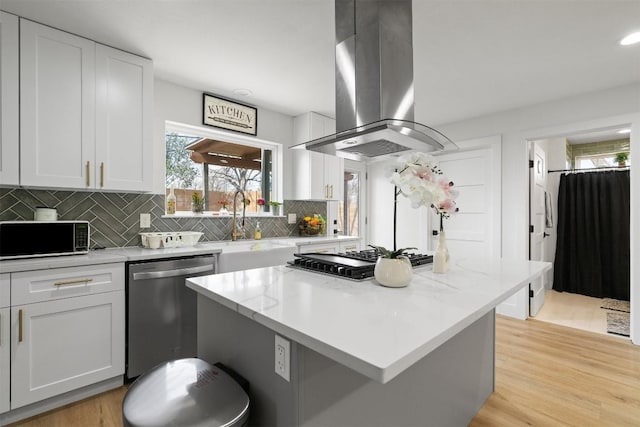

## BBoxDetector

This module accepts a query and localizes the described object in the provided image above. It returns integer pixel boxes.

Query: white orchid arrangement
[388,151,459,224]
[380,152,459,252]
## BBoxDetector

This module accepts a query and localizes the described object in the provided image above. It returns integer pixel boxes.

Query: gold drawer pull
[18,309,23,342]
[100,162,104,188]
[86,161,91,187]
[54,278,93,287]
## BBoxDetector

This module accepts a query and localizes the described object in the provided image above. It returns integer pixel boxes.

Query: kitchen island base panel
[198,295,495,426]
[198,296,299,427]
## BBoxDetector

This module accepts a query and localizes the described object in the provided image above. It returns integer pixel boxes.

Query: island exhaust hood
[291,0,457,162]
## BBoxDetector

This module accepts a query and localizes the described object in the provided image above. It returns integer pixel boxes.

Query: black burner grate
[286,249,433,281]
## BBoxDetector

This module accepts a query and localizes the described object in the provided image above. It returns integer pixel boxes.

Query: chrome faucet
[231,190,247,241]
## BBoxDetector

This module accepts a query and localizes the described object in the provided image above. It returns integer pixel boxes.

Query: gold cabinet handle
[86,161,91,187]
[18,309,23,343]
[330,185,333,198]
[100,162,104,188]
[54,278,93,287]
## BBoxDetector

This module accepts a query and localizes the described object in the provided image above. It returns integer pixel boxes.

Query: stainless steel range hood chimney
[291,0,457,162]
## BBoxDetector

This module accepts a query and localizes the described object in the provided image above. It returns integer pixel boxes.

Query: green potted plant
[615,152,628,167]
[269,200,283,216]
[191,191,204,213]
[368,245,417,288]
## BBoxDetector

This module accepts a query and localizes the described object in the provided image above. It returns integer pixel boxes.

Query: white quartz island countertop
[187,257,551,384]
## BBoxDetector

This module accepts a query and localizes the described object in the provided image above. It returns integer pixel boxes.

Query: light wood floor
[8,315,640,427]
[532,289,616,336]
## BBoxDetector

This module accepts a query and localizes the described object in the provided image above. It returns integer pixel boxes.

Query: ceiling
[3,0,640,134]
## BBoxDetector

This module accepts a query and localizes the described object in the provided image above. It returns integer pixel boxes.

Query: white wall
[423,82,640,344]
[152,79,294,194]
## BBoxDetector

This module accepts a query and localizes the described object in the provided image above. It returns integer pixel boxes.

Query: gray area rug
[600,298,630,313]
[606,311,630,337]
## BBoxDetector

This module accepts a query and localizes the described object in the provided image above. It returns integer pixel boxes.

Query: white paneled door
[529,143,547,316]
[430,137,501,260]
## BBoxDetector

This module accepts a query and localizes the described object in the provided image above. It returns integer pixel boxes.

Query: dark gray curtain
[553,170,630,300]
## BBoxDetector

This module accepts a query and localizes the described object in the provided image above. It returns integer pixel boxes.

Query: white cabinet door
[0,274,9,413]
[0,273,9,309]
[96,45,153,192]
[292,112,344,200]
[0,12,19,186]
[321,116,344,201]
[10,291,125,409]
[0,307,9,414]
[20,19,96,189]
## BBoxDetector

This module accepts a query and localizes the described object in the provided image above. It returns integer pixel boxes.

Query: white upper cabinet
[96,45,153,192]
[19,19,153,192]
[20,19,96,189]
[0,12,19,186]
[292,112,344,200]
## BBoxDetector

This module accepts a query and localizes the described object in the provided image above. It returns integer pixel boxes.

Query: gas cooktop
[286,249,433,281]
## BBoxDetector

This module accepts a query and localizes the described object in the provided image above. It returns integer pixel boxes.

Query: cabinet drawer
[297,243,339,254]
[11,263,124,305]
[339,240,362,253]
[0,273,9,309]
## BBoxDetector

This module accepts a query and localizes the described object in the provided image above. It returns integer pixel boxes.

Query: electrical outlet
[275,334,290,381]
[140,213,151,228]
[287,213,297,224]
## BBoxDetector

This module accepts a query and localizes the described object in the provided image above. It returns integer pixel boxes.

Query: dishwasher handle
[132,264,214,281]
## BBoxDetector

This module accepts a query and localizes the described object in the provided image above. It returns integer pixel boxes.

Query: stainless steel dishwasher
[126,254,217,380]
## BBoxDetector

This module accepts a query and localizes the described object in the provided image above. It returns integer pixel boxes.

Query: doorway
[528,126,631,339]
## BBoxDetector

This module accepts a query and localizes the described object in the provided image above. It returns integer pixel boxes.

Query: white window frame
[164,120,284,215]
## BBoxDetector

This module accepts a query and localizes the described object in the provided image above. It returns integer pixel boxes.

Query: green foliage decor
[615,152,629,163]
[368,245,417,259]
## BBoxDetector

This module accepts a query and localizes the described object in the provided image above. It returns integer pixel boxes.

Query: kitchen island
[187,257,550,426]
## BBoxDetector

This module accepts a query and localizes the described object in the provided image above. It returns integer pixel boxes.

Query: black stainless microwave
[0,221,90,260]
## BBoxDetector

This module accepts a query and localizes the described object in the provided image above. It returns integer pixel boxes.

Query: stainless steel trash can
[122,358,250,427]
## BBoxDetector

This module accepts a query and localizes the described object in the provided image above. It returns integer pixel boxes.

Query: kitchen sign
[203,93,257,136]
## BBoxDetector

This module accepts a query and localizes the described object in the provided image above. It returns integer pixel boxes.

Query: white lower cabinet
[297,242,339,254]
[297,239,362,255]
[8,263,125,410]
[1,273,9,414]
[339,240,362,253]
[0,307,9,414]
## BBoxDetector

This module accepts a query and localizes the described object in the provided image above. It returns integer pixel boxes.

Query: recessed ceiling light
[620,32,640,46]
[617,129,631,134]
[233,88,252,97]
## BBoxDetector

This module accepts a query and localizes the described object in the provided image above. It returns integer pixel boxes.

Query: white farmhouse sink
[216,240,298,273]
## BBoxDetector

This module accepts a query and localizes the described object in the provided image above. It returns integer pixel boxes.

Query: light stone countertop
[187,257,551,383]
[0,235,361,273]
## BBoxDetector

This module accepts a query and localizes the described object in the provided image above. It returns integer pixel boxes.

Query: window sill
[162,212,284,218]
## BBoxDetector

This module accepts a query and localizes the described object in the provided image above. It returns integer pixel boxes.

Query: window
[165,122,282,215]
[339,160,367,240]
[340,170,360,236]
[575,152,630,169]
